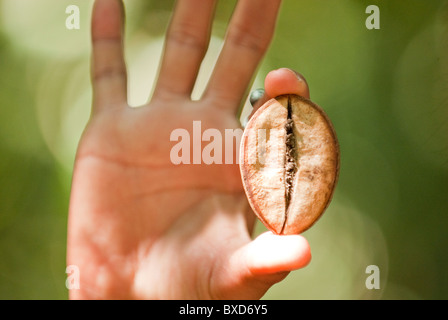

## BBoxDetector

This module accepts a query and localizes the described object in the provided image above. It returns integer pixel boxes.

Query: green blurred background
[0,0,447,299]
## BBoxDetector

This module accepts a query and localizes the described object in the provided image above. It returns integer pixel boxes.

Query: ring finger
[152,0,217,101]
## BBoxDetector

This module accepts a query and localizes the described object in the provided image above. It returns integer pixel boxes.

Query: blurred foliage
[0,0,447,299]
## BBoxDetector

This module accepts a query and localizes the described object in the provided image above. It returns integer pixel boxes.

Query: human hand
[67,0,311,299]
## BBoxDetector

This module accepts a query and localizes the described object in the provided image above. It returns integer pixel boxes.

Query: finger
[204,0,282,110]
[249,88,265,107]
[249,68,310,118]
[264,68,310,99]
[152,0,216,100]
[91,0,127,111]
[216,232,311,299]
[242,231,311,274]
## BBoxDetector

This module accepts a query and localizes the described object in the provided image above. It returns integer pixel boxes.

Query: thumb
[243,231,311,275]
[215,232,311,299]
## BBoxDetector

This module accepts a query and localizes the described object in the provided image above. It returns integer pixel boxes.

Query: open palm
[67,0,311,299]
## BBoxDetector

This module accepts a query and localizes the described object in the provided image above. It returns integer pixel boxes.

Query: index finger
[250,68,310,117]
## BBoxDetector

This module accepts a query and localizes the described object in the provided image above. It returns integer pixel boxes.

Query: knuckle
[93,65,127,82]
[226,23,272,55]
[167,22,208,52]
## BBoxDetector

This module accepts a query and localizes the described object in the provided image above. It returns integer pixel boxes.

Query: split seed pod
[240,94,339,235]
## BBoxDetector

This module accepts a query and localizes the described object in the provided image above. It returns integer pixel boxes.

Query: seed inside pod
[239,94,339,235]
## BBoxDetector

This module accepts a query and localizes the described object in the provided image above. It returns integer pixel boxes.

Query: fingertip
[264,68,310,99]
[248,68,310,119]
[246,231,312,275]
[92,0,124,40]
[220,232,311,299]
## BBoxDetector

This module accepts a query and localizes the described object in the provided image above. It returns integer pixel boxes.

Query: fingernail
[279,68,307,84]
[291,70,309,87]
[282,68,310,98]
[249,88,265,106]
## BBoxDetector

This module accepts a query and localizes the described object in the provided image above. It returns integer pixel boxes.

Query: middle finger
[204,0,282,110]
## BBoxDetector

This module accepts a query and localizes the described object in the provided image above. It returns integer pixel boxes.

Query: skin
[67,0,312,299]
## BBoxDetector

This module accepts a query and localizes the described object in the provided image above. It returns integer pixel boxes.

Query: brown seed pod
[239,94,340,235]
